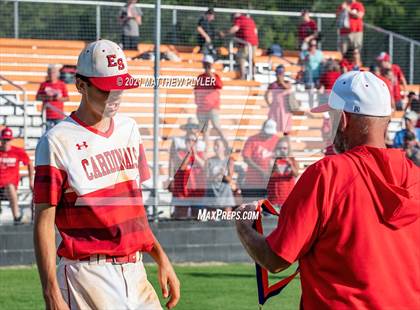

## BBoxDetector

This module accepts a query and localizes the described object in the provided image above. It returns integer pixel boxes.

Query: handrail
[229,37,253,81]
[0,75,28,148]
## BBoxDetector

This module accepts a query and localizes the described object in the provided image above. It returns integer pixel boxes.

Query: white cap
[262,119,277,135]
[77,39,138,91]
[311,71,392,117]
[202,54,214,64]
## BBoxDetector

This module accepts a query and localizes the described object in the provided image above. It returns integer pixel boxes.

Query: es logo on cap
[106,54,125,71]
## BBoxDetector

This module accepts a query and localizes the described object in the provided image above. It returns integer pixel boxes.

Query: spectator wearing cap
[194,55,227,146]
[241,119,279,202]
[170,132,206,219]
[298,10,319,50]
[299,39,324,88]
[168,117,205,187]
[339,48,361,73]
[225,13,259,80]
[36,65,69,131]
[370,65,395,109]
[265,65,293,135]
[403,131,420,166]
[0,127,34,224]
[197,8,218,56]
[393,111,420,148]
[267,137,299,207]
[377,52,407,111]
[336,0,365,55]
[118,0,143,50]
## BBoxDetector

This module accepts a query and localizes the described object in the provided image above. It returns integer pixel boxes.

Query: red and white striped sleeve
[33,136,68,206]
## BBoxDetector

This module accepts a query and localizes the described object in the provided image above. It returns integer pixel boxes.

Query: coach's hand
[158,259,180,309]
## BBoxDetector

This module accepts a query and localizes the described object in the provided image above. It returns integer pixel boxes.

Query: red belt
[79,251,140,264]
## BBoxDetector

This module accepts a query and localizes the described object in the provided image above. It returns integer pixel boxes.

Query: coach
[236,71,420,309]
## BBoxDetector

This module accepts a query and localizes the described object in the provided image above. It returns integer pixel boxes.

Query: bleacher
[0,38,412,211]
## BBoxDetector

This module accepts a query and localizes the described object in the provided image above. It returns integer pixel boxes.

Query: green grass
[0,264,301,310]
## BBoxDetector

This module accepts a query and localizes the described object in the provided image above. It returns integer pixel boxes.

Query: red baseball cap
[76,40,139,91]
[376,52,390,62]
[0,127,13,140]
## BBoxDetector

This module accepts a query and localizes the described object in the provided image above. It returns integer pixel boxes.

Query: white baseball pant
[57,254,162,310]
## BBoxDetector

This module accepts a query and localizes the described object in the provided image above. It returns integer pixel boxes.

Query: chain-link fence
[1,0,419,83]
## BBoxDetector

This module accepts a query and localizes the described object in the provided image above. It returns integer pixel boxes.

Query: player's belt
[79,251,142,264]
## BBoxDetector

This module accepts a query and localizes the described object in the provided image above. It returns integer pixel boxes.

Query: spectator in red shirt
[339,47,361,73]
[377,52,408,110]
[170,133,206,219]
[194,55,227,146]
[0,127,33,224]
[267,137,299,207]
[236,71,419,310]
[336,0,365,55]
[36,65,69,131]
[370,64,395,109]
[225,13,259,80]
[320,59,341,91]
[297,10,319,50]
[241,119,279,202]
[265,65,293,135]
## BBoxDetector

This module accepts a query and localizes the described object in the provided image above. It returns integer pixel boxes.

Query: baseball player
[33,40,180,310]
[236,71,420,309]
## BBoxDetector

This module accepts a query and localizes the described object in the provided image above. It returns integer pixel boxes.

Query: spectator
[36,65,69,131]
[241,119,279,202]
[168,117,205,190]
[298,10,319,50]
[197,8,217,56]
[170,133,206,219]
[226,13,259,80]
[204,138,236,209]
[339,48,361,73]
[405,92,420,114]
[267,137,299,207]
[118,0,142,50]
[403,131,420,166]
[194,55,227,146]
[377,52,407,110]
[393,111,420,148]
[265,65,293,135]
[299,39,324,88]
[370,65,395,109]
[336,0,365,55]
[0,127,33,225]
[320,59,341,91]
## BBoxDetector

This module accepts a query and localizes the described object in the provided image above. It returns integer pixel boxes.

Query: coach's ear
[75,77,87,95]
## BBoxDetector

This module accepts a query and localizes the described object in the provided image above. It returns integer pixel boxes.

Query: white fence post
[96,5,101,40]
[14,0,19,38]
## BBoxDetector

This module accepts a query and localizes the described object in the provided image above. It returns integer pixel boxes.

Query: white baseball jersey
[34,112,154,260]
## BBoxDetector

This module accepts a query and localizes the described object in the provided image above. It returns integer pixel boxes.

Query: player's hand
[157,260,180,309]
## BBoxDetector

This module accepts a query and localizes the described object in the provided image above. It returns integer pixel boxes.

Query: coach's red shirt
[194,73,223,113]
[242,133,278,188]
[34,113,154,259]
[234,15,259,46]
[36,80,68,120]
[0,146,29,188]
[266,145,420,309]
